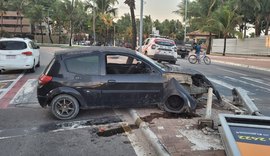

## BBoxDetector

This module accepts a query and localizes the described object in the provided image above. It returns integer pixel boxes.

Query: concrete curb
[212,60,270,72]
[128,109,170,156]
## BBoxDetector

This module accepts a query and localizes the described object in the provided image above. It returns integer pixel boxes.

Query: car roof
[0,37,32,42]
[56,46,137,57]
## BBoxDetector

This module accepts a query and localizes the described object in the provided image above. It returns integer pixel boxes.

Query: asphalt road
[0,47,155,156]
[178,58,270,116]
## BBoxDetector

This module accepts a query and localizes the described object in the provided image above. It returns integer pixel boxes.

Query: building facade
[0,11,31,34]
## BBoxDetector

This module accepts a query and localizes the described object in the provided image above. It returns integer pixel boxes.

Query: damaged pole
[232,88,263,116]
[198,88,214,129]
[205,88,213,119]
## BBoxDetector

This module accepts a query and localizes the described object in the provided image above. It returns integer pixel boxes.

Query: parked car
[175,40,194,58]
[141,37,178,64]
[37,47,221,120]
[0,37,40,73]
[175,40,188,58]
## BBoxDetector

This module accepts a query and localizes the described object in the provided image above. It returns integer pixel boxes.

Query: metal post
[184,0,187,42]
[93,0,96,44]
[113,25,115,46]
[139,0,144,52]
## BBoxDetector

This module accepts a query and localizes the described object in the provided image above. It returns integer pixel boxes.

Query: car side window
[106,54,152,74]
[65,55,99,75]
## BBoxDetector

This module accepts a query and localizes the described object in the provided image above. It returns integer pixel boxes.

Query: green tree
[0,0,9,34]
[124,0,136,50]
[206,6,242,56]
[85,0,118,44]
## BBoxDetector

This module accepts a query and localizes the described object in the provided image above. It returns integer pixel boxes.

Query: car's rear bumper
[0,59,34,70]
[37,95,49,107]
[153,54,177,62]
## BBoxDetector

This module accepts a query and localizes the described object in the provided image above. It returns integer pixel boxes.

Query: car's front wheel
[50,94,80,120]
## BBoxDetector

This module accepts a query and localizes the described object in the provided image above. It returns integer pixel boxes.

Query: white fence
[212,36,270,55]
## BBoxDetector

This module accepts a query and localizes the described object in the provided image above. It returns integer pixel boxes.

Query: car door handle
[107,79,116,84]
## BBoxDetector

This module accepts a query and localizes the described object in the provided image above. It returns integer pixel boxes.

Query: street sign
[219,114,270,156]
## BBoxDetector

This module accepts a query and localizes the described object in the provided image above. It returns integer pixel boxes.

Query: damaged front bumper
[161,66,222,114]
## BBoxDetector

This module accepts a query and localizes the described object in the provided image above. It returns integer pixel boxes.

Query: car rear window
[65,55,99,75]
[154,39,175,46]
[0,41,27,50]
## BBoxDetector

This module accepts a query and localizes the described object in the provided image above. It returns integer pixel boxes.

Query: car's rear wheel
[29,61,36,73]
[50,94,80,120]
[36,57,40,67]
[169,60,176,64]
[181,54,186,58]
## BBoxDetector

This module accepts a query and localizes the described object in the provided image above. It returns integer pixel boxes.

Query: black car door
[64,54,102,108]
[100,53,163,108]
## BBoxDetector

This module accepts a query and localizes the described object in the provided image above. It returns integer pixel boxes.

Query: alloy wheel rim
[55,98,75,117]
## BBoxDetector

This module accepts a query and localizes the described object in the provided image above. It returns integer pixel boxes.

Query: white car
[142,37,178,64]
[0,38,40,73]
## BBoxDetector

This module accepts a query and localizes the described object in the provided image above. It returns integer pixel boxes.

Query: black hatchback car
[37,47,221,120]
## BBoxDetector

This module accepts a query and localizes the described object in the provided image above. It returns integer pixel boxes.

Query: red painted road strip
[0,74,33,109]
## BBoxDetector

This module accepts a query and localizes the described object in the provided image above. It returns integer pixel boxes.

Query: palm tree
[206,6,242,56]
[174,0,219,54]
[85,0,118,44]
[124,0,136,50]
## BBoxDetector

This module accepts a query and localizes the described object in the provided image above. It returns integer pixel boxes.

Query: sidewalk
[132,99,237,156]
[209,54,270,72]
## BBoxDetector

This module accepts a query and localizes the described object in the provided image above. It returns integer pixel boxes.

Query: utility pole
[139,0,144,52]
[184,0,187,42]
[93,0,96,44]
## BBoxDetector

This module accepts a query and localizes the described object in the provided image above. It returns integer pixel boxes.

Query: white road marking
[208,77,250,94]
[241,77,270,88]
[9,79,38,105]
[0,72,25,99]
[224,76,270,93]
[0,79,17,83]
[218,68,247,76]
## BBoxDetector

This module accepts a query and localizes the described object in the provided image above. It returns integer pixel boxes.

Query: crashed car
[37,47,221,120]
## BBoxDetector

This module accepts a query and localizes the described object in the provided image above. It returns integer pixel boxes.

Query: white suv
[142,38,177,64]
[0,38,40,73]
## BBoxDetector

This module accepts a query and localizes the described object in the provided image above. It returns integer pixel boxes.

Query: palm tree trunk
[20,12,23,34]
[40,22,44,43]
[255,15,261,37]
[206,33,212,54]
[223,36,226,56]
[1,13,3,33]
[265,15,270,35]
[14,11,19,34]
[47,21,53,44]
[58,24,61,44]
[130,5,137,50]
[69,20,73,47]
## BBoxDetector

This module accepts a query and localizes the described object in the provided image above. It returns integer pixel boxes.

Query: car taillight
[151,44,156,49]
[39,74,52,85]
[22,51,33,56]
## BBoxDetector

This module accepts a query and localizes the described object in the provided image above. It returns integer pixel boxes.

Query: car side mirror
[36,46,40,49]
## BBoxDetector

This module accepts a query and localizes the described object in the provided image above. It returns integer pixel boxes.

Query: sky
[116,0,183,22]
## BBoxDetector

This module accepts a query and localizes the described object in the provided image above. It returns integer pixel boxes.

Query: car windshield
[135,51,168,71]
[0,41,27,50]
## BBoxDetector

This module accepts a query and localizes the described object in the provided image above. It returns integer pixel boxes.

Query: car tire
[170,61,176,64]
[29,61,36,73]
[181,54,186,58]
[50,94,80,120]
[36,57,40,67]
